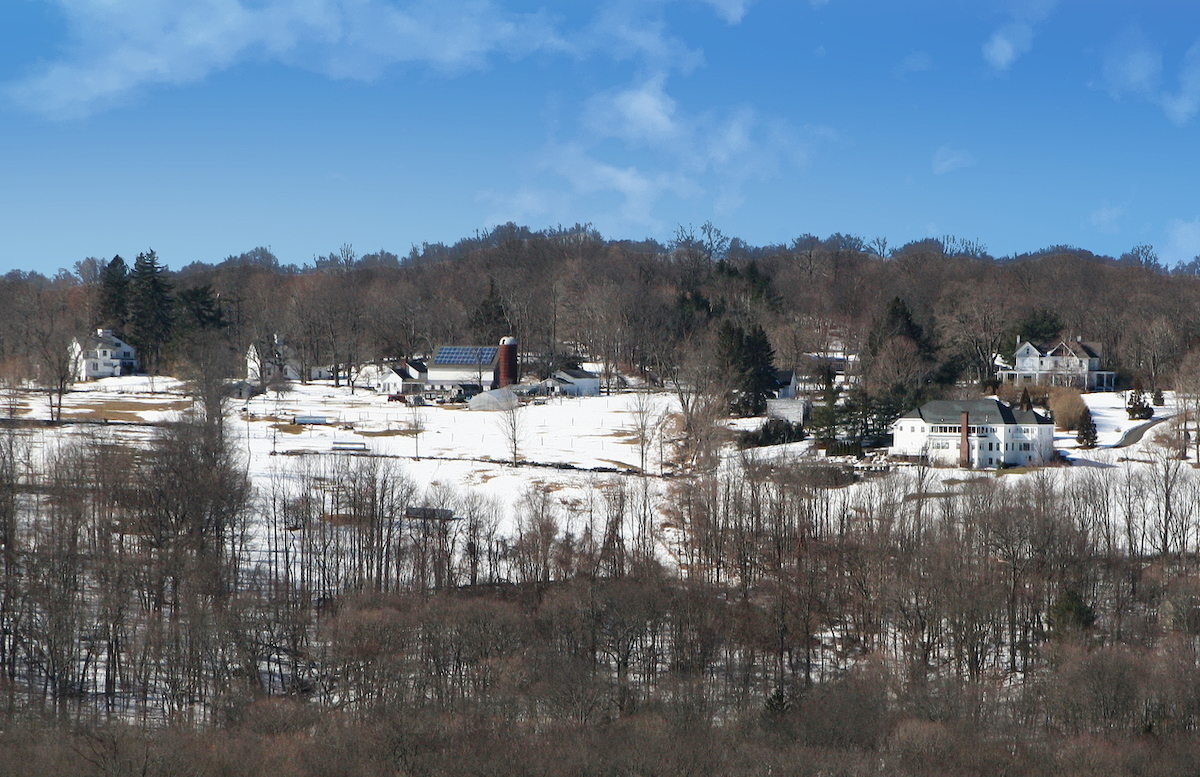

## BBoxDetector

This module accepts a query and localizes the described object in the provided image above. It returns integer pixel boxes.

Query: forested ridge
[4,225,1200,774]
[12,223,1200,409]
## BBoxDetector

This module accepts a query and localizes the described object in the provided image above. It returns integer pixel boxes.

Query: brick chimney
[959,410,971,468]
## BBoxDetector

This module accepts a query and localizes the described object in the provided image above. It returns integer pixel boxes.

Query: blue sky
[2,0,1200,273]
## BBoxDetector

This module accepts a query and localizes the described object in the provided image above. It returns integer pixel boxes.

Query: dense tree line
[2,407,1200,772]
[9,224,1200,432]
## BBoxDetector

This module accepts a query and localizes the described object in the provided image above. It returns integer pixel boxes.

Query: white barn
[425,346,499,392]
[890,398,1054,468]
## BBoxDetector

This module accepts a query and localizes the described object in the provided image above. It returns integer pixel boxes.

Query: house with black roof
[890,398,1054,468]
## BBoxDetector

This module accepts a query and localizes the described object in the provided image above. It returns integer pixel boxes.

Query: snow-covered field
[1063,390,1179,452]
[7,378,1190,542]
[11,378,683,536]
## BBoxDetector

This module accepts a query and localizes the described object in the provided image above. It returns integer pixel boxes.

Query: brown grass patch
[63,410,146,423]
[321,513,368,528]
[74,399,192,413]
[597,458,640,472]
[359,428,418,437]
[270,423,306,435]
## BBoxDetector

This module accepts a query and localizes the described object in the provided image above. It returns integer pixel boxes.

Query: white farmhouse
[998,338,1115,391]
[71,329,137,381]
[358,360,426,395]
[890,398,1054,468]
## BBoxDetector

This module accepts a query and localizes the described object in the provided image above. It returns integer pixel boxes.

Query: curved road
[1113,415,1172,448]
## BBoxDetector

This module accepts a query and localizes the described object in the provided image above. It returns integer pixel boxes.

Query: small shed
[552,368,601,397]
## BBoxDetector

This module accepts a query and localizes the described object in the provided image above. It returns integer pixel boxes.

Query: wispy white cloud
[698,0,754,24]
[482,0,824,233]
[895,51,932,78]
[1088,204,1124,235]
[1165,216,1200,266]
[982,0,1057,71]
[1100,30,1200,126]
[6,0,569,119]
[1103,30,1162,99]
[7,0,760,120]
[1161,41,1200,125]
[584,75,679,145]
[932,145,975,175]
[489,80,830,233]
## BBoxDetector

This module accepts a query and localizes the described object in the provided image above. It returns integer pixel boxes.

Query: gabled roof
[1016,339,1103,359]
[900,398,1052,426]
[78,332,132,353]
[557,368,597,380]
[431,346,498,367]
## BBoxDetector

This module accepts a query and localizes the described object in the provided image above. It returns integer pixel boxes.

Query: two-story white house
[890,398,1055,468]
[71,329,137,381]
[997,338,1115,391]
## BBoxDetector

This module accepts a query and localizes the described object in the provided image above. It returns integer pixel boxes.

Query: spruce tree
[470,279,510,344]
[127,250,174,374]
[717,321,777,416]
[1076,406,1098,448]
[98,255,129,334]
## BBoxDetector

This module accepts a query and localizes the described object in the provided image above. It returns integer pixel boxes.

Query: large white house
[998,338,1115,391]
[890,398,1055,468]
[71,329,137,381]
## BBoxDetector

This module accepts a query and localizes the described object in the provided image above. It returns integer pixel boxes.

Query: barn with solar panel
[425,344,502,395]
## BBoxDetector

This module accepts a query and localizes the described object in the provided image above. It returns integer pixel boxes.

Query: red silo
[498,337,518,387]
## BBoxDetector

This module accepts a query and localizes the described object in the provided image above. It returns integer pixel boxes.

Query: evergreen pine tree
[717,321,777,416]
[470,279,510,345]
[127,250,174,374]
[1076,406,1098,448]
[1126,389,1153,420]
[99,255,129,334]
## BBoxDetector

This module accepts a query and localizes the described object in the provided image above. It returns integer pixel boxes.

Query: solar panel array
[434,346,498,365]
